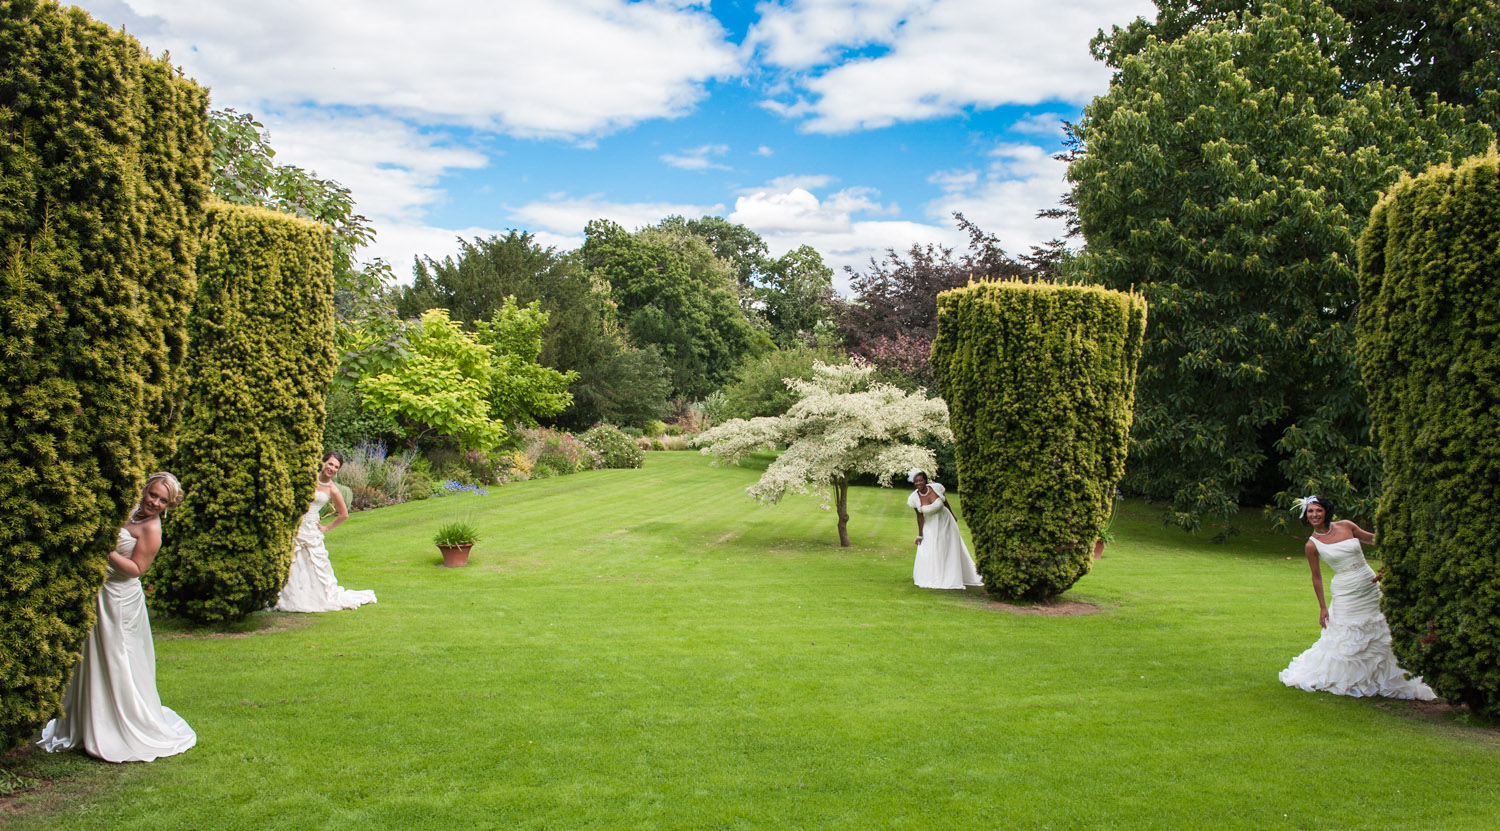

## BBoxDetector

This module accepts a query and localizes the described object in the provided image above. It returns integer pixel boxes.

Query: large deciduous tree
[654,214,769,300]
[1070,0,1493,531]
[696,361,951,547]
[1094,0,1500,132]
[581,220,756,400]
[757,245,836,346]
[472,299,576,428]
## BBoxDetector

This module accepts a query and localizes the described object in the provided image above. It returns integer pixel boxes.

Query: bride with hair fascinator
[906,468,982,590]
[1278,494,1434,700]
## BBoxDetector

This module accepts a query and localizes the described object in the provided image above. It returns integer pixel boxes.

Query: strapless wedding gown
[39,528,196,762]
[274,489,376,613]
[909,484,983,589]
[1279,536,1435,699]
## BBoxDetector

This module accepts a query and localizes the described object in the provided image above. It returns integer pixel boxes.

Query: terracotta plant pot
[1092,539,1106,559]
[438,543,473,567]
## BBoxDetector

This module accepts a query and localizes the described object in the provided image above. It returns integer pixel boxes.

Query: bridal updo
[131,471,184,521]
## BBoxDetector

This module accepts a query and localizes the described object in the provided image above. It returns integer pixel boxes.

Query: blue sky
[75,0,1154,291]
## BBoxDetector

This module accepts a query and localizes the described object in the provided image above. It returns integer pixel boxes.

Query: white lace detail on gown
[38,527,196,762]
[1278,536,1435,700]
[908,483,983,590]
[274,488,376,613]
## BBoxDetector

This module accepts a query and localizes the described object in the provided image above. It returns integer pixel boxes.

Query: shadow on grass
[152,611,314,640]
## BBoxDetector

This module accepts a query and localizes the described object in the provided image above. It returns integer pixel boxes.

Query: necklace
[1312,525,1334,537]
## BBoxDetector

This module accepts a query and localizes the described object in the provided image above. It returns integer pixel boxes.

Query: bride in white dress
[39,472,197,762]
[1279,495,1435,700]
[275,452,376,612]
[907,469,983,590]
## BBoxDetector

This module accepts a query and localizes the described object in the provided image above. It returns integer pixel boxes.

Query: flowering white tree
[696,360,952,547]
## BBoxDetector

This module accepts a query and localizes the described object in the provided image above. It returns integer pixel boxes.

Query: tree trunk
[835,479,851,547]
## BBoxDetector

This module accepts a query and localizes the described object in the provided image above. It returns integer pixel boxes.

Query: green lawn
[6,452,1497,830]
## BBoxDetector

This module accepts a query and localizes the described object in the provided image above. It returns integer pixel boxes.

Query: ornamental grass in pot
[432,480,487,567]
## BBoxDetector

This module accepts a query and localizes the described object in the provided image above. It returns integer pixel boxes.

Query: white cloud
[728,177,962,291]
[262,110,489,226]
[923,142,1071,256]
[92,0,742,138]
[507,195,727,238]
[661,143,732,171]
[751,0,1155,133]
[1011,111,1069,136]
[745,0,928,69]
[755,145,775,156]
[365,223,507,276]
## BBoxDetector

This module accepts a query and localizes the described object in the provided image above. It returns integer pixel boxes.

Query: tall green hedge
[151,203,336,624]
[1357,149,1500,719]
[932,281,1147,601]
[0,1,209,746]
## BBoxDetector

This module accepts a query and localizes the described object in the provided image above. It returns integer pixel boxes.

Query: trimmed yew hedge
[932,281,1147,601]
[151,203,337,624]
[1357,149,1500,719]
[0,1,209,746]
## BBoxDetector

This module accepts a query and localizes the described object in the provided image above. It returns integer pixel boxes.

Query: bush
[720,344,849,420]
[0,1,210,746]
[932,281,1147,601]
[333,440,418,507]
[152,203,337,625]
[642,420,668,438]
[581,424,645,469]
[323,384,400,453]
[521,427,601,479]
[1357,149,1500,719]
[404,468,436,501]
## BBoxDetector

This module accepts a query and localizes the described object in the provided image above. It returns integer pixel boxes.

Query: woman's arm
[914,508,925,546]
[109,522,163,578]
[1304,540,1329,628]
[1345,521,1384,582]
[1347,521,1376,545]
[320,485,349,534]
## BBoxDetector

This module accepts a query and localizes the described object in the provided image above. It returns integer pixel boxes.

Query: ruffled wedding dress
[909,484,983,590]
[39,528,196,762]
[1279,536,1435,699]
[274,489,376,613]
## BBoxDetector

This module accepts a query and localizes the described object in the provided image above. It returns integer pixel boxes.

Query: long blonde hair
[130,471,184,523]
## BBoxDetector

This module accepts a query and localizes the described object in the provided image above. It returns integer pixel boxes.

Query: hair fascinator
[906,468,925,483]
[1291,495,1319,518]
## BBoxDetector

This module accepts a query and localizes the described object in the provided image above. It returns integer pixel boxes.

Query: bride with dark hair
[275,452,376,612]
[39,472,197,762]
[1278,494,1434,700]
[907,468,982,590]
